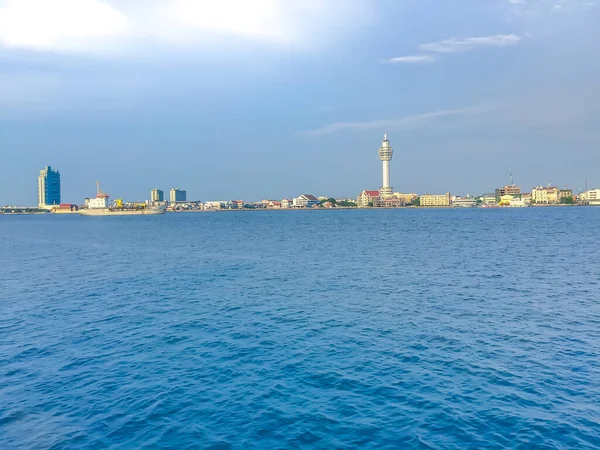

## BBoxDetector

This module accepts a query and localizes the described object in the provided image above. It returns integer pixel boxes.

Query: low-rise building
[480,193,497,205]
[420,193,451,207]
[374,197,404,208]
[281,199,293,209]
[54,203,78,213]
[392,192,418,205]
[495,185,521,203]
[532,186,559,204]
[453,196,477,207]
[579,189,600,205]
[204,201,226,209]
[293,194,320,208]
[266,201,281,209]
[357,190,380,208]
[559,189,573,201]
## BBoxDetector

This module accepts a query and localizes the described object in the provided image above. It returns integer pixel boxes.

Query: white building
[204,201,226,209]
[579,189,600,205]
[293,194,320,208]
[281,199,293,209]
[453,196,477,207]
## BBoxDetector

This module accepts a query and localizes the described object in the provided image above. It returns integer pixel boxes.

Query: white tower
[378,133,393,197]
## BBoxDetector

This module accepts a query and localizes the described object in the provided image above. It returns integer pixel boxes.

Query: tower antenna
[509,168,514,186]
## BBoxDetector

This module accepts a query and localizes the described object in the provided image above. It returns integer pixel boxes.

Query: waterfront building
[495,185,521,203]
[392,192,418,205]
[559,189,573,201]
[266,201,281,209]
[374,196,403,208]
[378,134,394,197]
[453,196,477,207]
[532,186,560,204]
[420,193,451,207]
[151,189,164,202]
[579,189,600,205]
[293,194,320,208]
[170,188,186,203]
[204,201,226,209]
[480,193,497,205]
[500,195,530,207]
[357,190,380,208]
[38,165,61,207]
[281,199,293,209]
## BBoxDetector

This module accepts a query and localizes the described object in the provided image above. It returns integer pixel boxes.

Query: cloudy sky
[1,0,599,204]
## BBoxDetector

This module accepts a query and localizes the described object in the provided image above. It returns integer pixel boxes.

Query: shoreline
[1,204,595,216]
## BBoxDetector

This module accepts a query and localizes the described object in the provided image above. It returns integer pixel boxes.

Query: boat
[79,182,167,216]
[80,204,166,216]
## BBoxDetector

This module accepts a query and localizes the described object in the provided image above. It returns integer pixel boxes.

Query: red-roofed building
[357,190,380,208]
[57,203,78,211]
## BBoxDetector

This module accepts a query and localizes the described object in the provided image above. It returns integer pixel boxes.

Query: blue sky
[1,0,599,204]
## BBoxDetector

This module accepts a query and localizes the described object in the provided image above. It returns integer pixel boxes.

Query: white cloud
[419,34,522,53]
[387,55,436,64]
[167,0,290,41]
[0,0,369,53]
[0,0,128,52]
[300,106,493,136]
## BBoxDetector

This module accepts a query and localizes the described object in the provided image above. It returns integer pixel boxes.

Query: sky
[1,0,599,204]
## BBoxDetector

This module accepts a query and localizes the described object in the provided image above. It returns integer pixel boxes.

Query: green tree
[560,196,574,204]
[320,198,337,205]
[412,197,421,206]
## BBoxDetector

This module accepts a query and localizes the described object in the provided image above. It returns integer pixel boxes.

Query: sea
[1,208,599,449]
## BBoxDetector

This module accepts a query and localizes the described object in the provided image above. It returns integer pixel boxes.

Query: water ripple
[1,208,600,448]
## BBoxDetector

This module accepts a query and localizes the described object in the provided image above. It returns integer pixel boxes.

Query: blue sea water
[1,208,600,449]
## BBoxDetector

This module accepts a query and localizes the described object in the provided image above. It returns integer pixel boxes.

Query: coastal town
[2,135,599,215]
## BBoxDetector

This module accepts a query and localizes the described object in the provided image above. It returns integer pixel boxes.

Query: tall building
[38,165,61,207]
[151,189,164,202]
[170,188,187,203]
[378,134,394,197]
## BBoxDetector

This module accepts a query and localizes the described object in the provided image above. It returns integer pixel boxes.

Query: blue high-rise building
[38,166,61,207]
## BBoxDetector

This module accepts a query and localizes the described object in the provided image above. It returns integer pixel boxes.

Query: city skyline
[8,159,594,208]
[1,1,600,204]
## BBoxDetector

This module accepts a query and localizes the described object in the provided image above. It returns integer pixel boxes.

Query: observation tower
[378,134,394,197]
